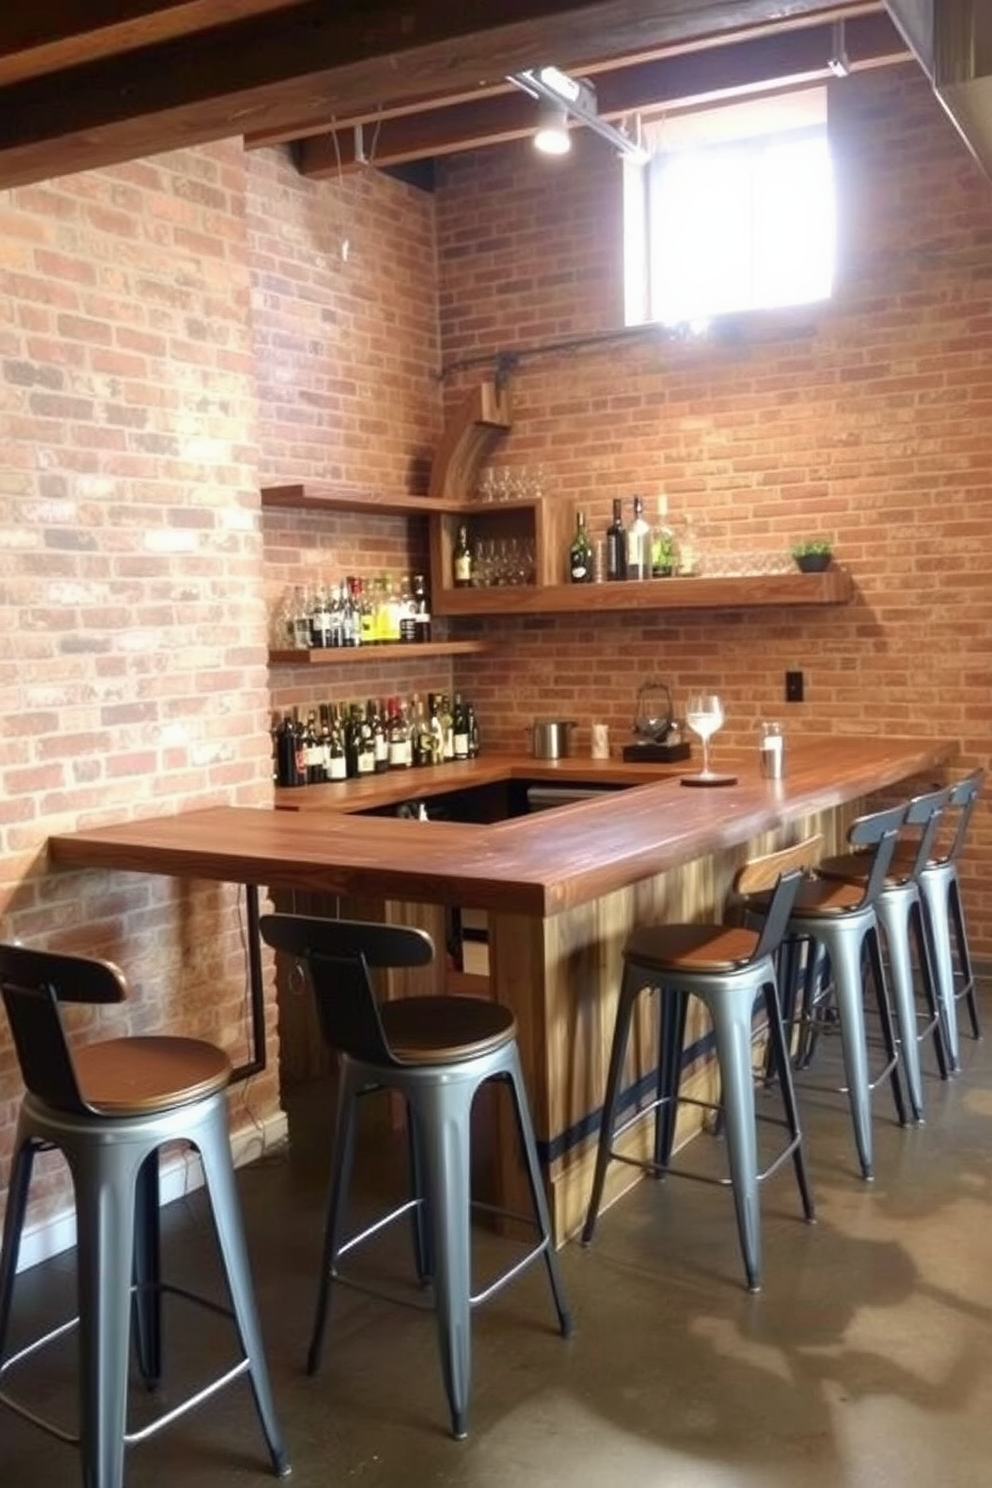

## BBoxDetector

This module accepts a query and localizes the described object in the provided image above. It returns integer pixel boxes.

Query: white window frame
[624,87,834,330]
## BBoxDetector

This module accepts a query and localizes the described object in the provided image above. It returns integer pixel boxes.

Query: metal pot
[531,719,577,760]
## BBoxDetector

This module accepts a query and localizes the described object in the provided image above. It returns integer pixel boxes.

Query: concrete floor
[2,996,991,1488]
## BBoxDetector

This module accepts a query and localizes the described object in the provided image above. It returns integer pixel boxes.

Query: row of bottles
[569,497,699,583]
[276,573,432,650]
[273,692,481,787]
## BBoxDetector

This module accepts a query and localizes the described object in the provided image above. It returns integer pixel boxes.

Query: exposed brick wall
[435,64,992,953]
[0,141,278,1231]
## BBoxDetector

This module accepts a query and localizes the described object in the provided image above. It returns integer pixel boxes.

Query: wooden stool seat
[624,923,760,972]
[74,1035,231,1113]
[380,995,515,1064]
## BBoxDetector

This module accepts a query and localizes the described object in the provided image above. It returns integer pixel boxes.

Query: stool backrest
[734,834,822,962]
[259,914,435,1066]
[899,784,953,879]
[942,768,985,867]
[846,802,907,907]
[0,943,127,1115]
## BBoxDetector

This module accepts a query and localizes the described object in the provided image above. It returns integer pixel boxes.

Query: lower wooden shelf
[269,640,490,665]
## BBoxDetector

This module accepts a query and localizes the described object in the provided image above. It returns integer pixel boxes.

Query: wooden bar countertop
[47,736,955,917]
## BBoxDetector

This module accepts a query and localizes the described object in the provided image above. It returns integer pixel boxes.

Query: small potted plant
[791,539,833,573]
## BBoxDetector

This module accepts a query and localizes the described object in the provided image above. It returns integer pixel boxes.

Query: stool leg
[864,924,909,1130]
[581,965,640,1244]
[197,1115,289,1477]
[406,1102,432,1284]
[72,1147,137,1488]
[413,1080,473,1440]
[909,897,949,1082]
[762,979,816,1223]
[948,872,982,1041]
[504,1052,572,1337]
[816,926,876,1179]
[876,894,925,1121]
[920,871,961,1070]
[0,1135,35,1356]
[706,987,763,1291]
[655,985,689,1169]
[131,1153,162,1389]
[308,1066,360,1377]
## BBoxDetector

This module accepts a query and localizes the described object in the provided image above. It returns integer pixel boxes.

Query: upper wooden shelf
[260,483,469,516]
[432,568,854,615]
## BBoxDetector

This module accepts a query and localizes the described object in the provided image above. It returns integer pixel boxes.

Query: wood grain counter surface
[48,737,955,916]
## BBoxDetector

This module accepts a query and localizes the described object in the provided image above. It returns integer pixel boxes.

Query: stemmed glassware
[683,692,733,786]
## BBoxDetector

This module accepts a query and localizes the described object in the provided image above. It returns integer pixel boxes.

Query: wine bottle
[625,495,650,581]
[568,510,594,584]
[606,498,627,581]
[325,705,347,781]
[452,693,469,759]
[453,524,473,588]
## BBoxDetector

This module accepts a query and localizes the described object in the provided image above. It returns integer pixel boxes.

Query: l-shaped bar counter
[48,735,955,1242]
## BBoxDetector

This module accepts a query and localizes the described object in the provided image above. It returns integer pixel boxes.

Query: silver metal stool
[816,785,952,1120]
[909,769,984,1070]
[259,912,572,1440]
[0,943,289,1488]
[765,803,910,1179]
[581,836,820,1293]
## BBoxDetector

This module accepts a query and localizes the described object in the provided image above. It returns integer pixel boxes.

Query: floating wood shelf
[261,484,464,516]
[432,568,854,616]
[269,640,490,666]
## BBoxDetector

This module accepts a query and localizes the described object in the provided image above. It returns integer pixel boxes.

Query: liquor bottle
[398,575,416,644]
[291,584,312,650]
[606,498,627,581]
[358,579,376,648]
[453,524,473,588]
[410,693,430,766]
[310,582,332,648]
[412,573,432,643]
[327,582,344,648]
[388,698,413,769]
[342,579,360,647]
[452,693,470,759]
[650,494,677,578]
[343,703,360,777]
[439,692,455,761]
[568,510,594,583]
[625,495,650,581]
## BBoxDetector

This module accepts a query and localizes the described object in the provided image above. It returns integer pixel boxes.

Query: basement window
[624,87,834,329]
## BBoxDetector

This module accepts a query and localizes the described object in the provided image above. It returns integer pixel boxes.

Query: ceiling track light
[534,101,571,156]
[509,67,649,164]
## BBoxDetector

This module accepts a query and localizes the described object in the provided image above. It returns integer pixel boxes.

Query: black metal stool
[0,943,289,1488]
[581,836,820,1292]
[259,912,572,1440]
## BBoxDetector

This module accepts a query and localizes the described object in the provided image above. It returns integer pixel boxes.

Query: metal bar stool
[909,769,984,1070]
[581,836,820,1293]
[258,913,571,1441]
[0,944,289,1488]
[815,785,952,1121]
[756,803,910,1180]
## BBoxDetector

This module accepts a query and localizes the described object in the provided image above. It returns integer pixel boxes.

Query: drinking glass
[684,692,725,778]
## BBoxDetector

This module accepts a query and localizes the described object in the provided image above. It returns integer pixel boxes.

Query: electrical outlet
[785,670,804,703]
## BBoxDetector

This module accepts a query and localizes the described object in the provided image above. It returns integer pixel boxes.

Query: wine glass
[684,692,725,779]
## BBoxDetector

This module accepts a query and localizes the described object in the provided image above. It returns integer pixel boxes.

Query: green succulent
[791,538,833,558]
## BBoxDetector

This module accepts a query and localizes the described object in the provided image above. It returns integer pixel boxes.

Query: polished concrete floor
[2,995,992,1488]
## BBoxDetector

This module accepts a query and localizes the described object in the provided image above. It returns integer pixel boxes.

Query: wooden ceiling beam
[296,11,908,177]
[0,0,857,189]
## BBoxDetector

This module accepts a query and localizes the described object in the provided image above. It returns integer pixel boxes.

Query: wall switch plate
[785,670,804,703]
